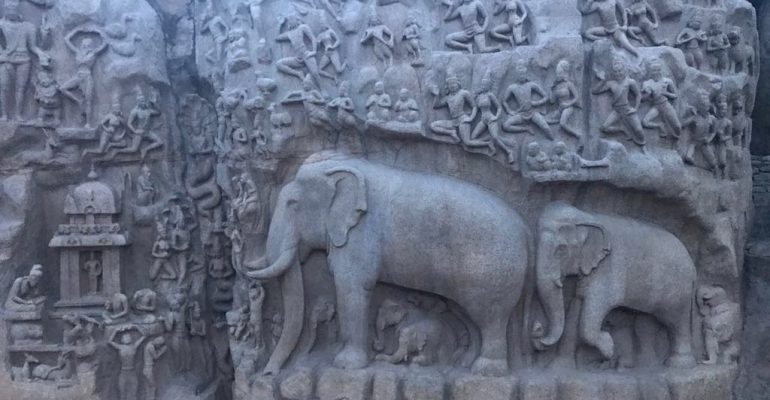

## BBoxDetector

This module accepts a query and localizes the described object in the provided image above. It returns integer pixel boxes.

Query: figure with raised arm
[592,59,646,150]
[491,0,529,47]
[502,60,554,140]
[108,325,146,400]
[443,0,500,53]
[113,92,163,159]
[641,59,682,139]
[275,15,321,84]
[317,25,347,81]
[142,337,167,400]
[474,71,516,162]
[626,0,666,46]
[676,17,707,70]
[361,16,395,67]
[61,27,108,128]
[402,16,424,66]
[579,0,638,57]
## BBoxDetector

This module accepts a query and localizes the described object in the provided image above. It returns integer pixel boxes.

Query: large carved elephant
[533,202,696,367]
[242,152,531,376]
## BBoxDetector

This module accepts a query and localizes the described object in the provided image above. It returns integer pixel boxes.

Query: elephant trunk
[373,313,389,352]
[535,239,565,349]
[262,257,304,375]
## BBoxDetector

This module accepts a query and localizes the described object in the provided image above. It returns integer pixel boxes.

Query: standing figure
[727,30,755,75]
[189,302,212,375]
[706,20,730,74]
[474,72,516,163]
[502,61,554,140]
[366,81,392,122]
[317,26,347,81]
[0,2,51,121]
[592,59,646,149]
[142,337,167,400]
[443,0,500,53]
[548,60,582,138]
[108,326,146,400]
[165,293,192,372]
[491,0,529,47]
[83,103,127,158]
[275,15,321,84]
[115,92,164,159]
[712,94,732,178]
[328,81,357,131]
[61,28,108,128]
[136,164,157,206]
[202,13,229,64]
[579,0,638,57]
[82,252,103,294]
[394,88,420,123]
[682,90,718,174]
[730,92,750,148]
[401,16,424,66]
[34,67,61,126]
[676,17,707,70]
[626,0,665,46]
[641,59,682,139]
[149,220,176,281]
[360,16,395,67]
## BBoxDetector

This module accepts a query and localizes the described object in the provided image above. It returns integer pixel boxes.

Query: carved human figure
[474,72,516,163]
[727,30,755,75]
[82,102,127,158]
[103,293,129,325]
[706,20,730,74]
[62,312,101,346]
[248,282,265,347]
[550,141,575,171]
[224,213,245,274]
[275,15,321,84]
[366,81,392,122]
[114,92,163,159]
[713,94,733,178]
[502,61,554,140]
[202,7,229,64]
[34,67,61,126]
[0,2,51,121]
[697,285,740,365]
[189,302,212,374]
[429,76,472,144]
[61,28,108,128]
[360,16,395,67]
[226,28,252,73]
[401,16,424,66]
[296,75,336,135]
[82,252,103,294]
[592,59,646,150]
[136,164,157,206]
[150,219,176,281]
[491,0,529,47]
[328,81,357,131]
[730,92,750,149]
[676,17,707,70]
[682,90,718,174]
[641,59,682,139]
[548,60,582,138]
[579,0,638,57]
[108,325,146,400]
[142,337,167,400]
[4,264,45,312]
[394,88,420,123]
[526,141,551,171]
[166,293,192,371]
[232,172,260,224]
[317,26,347,81]
[625,0,665,46]
[443,0,500,53]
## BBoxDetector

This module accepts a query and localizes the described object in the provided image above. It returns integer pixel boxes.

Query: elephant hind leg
[468,306,511,377]
[579,302,615,360]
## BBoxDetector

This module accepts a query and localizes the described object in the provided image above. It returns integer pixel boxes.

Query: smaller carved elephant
[697,285,740,365]
[373,299,455,367]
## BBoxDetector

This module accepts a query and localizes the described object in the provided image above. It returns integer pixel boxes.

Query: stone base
[235,364,737,400]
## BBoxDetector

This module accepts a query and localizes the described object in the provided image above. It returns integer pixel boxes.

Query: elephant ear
[576,222,611,276]
[325,166,368,248]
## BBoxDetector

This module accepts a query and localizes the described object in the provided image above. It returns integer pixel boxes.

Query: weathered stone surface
[316,368,372,400]
[451,375,516,400]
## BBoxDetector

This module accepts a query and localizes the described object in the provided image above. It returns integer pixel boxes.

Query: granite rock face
[0,0,760,399]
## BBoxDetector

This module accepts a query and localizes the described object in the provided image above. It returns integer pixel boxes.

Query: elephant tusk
[553,278,563,289]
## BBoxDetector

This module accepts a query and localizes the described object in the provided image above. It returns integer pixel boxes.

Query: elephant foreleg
[468,306,510,376]
[579,299,614,360]
[659,310,695,367]
[333,283,371,369]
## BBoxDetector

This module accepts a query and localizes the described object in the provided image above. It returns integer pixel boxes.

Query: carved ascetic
[61,26,108,128]
[108,325,146,400]
[4,264,45,313]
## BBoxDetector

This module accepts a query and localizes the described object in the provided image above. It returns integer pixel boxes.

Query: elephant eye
[287,198,298,207]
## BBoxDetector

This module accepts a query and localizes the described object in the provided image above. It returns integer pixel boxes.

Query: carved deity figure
[443,0,500,53]
[697,285,740,365]
[429,76,473,144]
[730,93,750,149]
[4,264,45,313]
[401,16,424,66]
[110,92,163,159]
[713,94,733,178]
[592,59,646,150]
[706,19,730,74]
[61,27,108,128]
[626,0,665,46]
[491,0,529,47]
[474,72,516,163]
[275,15,321,84]
[34,67,61,126]
[103,293,129,325]
[299,75,336,135]
[317,25,347,81]
[202,5,229,64]
[142,337,167,400]
[550,141,576,171]
[366,81,392,122]
[727,30,755,75]
[502,61,554,140]
[226,28,252,73]
[108,326,146,400]
[360,16,395,67]
[0,2,51,121]
[525,141,551,171]
[136,164,157,206]
[82,102,127,158]
[232,172,260,224]
[189,302,212,374]
[579,0,638,57]
[166,293,192,372]
[641,59,682,139]
[394,88,420,123]
[682,90,718,174]
[328,81,357,131]
[676,17,707,70]
[150,220,176,281]
[82,252,103,294]
[62,312,101,347]
[548,60,582,138]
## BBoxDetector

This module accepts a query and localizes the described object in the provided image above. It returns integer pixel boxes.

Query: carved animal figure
[242,152,531,376]
[533,202,696,368]
[727,31,755,75]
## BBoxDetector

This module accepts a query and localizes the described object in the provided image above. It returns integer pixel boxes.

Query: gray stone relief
[0,0,761,399]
